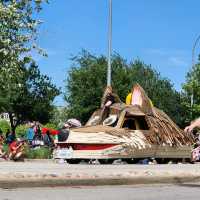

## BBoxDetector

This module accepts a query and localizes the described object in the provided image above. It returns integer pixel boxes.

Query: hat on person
[66,118,82,128]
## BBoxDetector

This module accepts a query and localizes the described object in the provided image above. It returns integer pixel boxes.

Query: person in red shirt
[0,136,7,160]
[9,139,25,161]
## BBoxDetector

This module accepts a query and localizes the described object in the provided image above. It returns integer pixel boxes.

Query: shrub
[24,146,52,159]
[2,143,8,153]
[15,124,29,138]
[2,143,52,159]
[43,123,58,130]
[0,120,10,134]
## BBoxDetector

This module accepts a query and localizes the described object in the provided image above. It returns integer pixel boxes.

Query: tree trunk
[8,112,16,135]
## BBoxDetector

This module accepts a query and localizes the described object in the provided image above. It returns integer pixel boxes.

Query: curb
[1,175,200,188]
[24,159,54,163]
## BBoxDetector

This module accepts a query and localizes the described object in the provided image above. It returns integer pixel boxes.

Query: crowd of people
[25,120,82,148]
[0,119,82,161]
[26,123,54,147]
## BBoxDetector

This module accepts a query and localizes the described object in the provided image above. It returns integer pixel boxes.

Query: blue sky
[34,0,200,105]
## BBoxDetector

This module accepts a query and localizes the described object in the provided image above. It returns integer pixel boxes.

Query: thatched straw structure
[71,84,193,148]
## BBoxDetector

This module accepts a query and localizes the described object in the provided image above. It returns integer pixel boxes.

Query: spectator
[0,130,4,143]
[5,129,10,140]
[43,130,54,147]
[9,139,25,161]
[65,119,82,129]
[26,123,35,145]
[6,131,15,144]
[0,134,6,159]
[0,143,6,159]
[184,118,200,133]
[57,128,69,142]
[185,118,200,162]
[33,124,42,141]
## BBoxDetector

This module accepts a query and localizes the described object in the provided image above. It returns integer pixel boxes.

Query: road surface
[0,183,199,200]
[1,162,200,188]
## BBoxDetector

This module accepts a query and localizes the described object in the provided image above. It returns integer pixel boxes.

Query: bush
[24,146,52,159]
[0,120,10,134]
[15,124,29,138]
[43,123,58,130]
[2,143,8,153]
[2,143,52,159]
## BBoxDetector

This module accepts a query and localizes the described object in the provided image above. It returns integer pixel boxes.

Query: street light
[107,0,112,86]
[191,34,200,114]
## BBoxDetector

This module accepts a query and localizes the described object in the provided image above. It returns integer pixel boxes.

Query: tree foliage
[0,0,60,133]
[49,106,69,127]
[0,0,47,71]
[0,62,60,132]
[0,119,10,133]
[182,57,200,123]
[65,51,182,125]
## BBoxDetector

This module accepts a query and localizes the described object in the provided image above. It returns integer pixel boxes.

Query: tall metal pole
[107,0,112,86]
[191,35,200,112]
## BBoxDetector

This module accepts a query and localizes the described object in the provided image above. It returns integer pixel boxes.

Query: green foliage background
[24,146,52,159]
[182,58,200,124]
[0,120,10,133]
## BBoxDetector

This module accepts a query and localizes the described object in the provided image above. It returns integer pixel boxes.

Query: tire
[98,159,114,164]
[123,158,138,164]
[67,159,81,164]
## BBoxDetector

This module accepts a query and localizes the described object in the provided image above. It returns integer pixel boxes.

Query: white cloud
[145,48,168,56]
[168,56,188,67]
[144,48,190,68]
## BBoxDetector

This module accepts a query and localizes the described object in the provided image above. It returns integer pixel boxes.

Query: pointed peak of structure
[131,84,153,114]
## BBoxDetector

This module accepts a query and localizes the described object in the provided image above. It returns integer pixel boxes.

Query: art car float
[53,84,194,164]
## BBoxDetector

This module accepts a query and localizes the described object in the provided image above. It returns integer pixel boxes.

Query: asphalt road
[1,162,200,188]
[0,184,200,200]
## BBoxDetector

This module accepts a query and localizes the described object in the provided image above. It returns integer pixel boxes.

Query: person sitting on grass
[0,138,7,160]
[9,138,26,161]
[0,133,4,144]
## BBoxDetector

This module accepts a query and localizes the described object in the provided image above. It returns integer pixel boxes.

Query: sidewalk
[0,162,200,188]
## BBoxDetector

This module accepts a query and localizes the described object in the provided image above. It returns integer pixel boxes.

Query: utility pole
[191,34,200,118]
[107,0,112,86]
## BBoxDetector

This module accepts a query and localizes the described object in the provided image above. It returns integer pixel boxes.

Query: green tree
[0,1,59,133]
[65,51,182,125]
[49,106,69,127]
[0,63,60,133]
[0,120,10,133]
[182,57,200,124]
[0,0,47,72]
